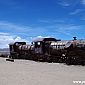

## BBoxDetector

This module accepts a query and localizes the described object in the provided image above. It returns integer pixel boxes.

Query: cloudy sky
[0,0,85,48]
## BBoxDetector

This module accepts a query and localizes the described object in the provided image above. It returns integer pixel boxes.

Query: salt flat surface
[0,57,85,85]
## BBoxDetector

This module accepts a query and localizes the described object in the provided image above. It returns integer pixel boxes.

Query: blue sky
[0,0,85,48]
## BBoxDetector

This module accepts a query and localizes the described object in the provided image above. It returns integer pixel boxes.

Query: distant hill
[0,48,10,55]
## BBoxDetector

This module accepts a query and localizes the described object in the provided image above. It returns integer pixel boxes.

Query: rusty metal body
[9,38,85,65]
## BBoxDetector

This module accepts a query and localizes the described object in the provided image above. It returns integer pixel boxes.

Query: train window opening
[34,42,42,48]
[16,43,18,46]
[37,42,41,45]
[51,44,65,50]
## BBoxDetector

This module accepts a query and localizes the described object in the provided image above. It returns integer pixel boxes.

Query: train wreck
[7,37,85,65]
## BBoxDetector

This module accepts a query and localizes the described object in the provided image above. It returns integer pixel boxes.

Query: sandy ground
[0,57,85,85]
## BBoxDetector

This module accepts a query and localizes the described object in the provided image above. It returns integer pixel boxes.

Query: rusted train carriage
[9,37,85,65]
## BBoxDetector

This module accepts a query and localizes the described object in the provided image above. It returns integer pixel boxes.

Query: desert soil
[0,57,85,85]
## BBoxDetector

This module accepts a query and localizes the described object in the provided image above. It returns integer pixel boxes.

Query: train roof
[32,38,60,42]
[9,42,26,45]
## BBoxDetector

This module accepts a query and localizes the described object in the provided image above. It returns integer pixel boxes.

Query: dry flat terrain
[0,57,85,85]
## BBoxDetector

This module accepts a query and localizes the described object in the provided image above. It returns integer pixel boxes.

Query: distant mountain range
[0,48,10,55]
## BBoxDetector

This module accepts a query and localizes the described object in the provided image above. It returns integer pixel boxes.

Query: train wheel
[81,61,85,66]
[65,57,72,65]
[47,56,52,63]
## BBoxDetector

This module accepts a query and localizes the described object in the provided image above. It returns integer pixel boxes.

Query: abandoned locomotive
[9,37,85,64]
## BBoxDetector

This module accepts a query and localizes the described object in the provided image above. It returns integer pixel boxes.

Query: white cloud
[0,22,31,32]
[38,19,65,24]
[57,0,80,8]
[48,23,80,30]
[37,36,51,38]
[0,21,32,37]
[48,24,82,38]
[58,1,70,7]
[0,32,29,48]
[0,32,10,36]
[33,35,50,39]
[0,21,49,36]
[32,35,51,41]
[69,9,85,15]
[56,24,81,35]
